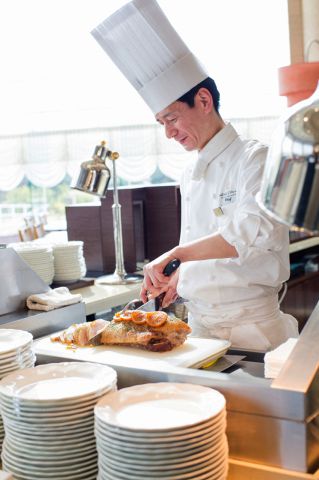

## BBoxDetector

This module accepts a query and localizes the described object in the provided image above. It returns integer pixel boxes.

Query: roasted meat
[51,311,191,352]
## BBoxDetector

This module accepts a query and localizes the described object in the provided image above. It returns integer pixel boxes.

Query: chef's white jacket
[177,123,298,349]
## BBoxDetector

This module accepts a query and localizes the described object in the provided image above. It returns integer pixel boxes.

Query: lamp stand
[96,157,143,285]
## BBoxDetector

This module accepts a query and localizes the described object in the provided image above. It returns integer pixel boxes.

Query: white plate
[99,446,227,477]
[3,441,97,466]
[0,392,102,412]
[0,385,114,410]
[2,453,98,479]
[3,445,97,466]
[95,427,222,452]
[2,409,95,427]
[4,424,95,444]
[0,362,117,402]
[0,401,95,419]
[95,383,225,431]
[98,455,227,480]
[0,343,33,361]
[95,408,225,437]
[99,439,223,464]
[3,413,95,430]
[14,247,52,254]
[53,241,83,248]
[99,470,223,480]
[0,359,35,374]
[98,439,227,470]
[0,330,33,355]
[0,360,36,378]
[0,350,35,368]
[95,419,225,444]
[5,434,96,455]
[2,465,97,480]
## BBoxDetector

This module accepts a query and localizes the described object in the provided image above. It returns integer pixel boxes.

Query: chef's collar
[191,123,239,180]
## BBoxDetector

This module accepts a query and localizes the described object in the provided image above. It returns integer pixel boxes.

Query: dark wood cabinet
[65,184,181,275]
[66,189,139,275]
[65,205,104,273]
[143,185,181,261]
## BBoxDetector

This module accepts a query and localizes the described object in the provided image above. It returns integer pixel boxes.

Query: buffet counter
[35,301,319,478]
[71,282,141,317]
[2,247,319,478]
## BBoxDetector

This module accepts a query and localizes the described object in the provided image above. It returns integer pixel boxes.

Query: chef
[92,0,299,350]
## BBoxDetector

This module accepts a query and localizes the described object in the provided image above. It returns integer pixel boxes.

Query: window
[0,0,289,240]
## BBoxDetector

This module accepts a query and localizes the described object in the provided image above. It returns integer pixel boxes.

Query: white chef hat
[91,0,208,115]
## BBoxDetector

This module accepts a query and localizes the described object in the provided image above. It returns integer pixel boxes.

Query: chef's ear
[195,88,214,113]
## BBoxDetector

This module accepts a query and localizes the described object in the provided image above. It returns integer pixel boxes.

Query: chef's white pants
[187,295,299,351]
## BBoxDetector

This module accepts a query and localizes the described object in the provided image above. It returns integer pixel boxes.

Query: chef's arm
[140,234,237,302]
[173,233,238,262]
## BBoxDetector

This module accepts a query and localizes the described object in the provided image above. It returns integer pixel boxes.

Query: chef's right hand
[140,250,178,303]
[140,269,179,307]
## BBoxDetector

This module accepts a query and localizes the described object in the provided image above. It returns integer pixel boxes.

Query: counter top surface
[289,236,319,253]
[71,282,141,315]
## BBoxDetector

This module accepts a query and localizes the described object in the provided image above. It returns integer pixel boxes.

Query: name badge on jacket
[219,190,236,206]
[213,190,237,217]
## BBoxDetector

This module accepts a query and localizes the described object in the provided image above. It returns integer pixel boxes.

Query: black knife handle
[163,259,181,276]
[154,260,181,310]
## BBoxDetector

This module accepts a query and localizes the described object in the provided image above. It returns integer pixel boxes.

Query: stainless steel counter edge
[0,302,85,339]
[33,301,319,422]
[36,350,308,421]
[273,301,319,394]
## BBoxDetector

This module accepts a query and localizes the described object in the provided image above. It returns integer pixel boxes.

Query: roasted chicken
[51,311,191,352]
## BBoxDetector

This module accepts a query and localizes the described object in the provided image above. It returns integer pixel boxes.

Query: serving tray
[34,333,230,370]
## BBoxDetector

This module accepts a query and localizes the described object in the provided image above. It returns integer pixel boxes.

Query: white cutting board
[34,333,230,370]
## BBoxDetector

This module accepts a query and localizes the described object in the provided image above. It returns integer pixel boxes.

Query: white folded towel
[26,287,82,312]
[264,338,298,379]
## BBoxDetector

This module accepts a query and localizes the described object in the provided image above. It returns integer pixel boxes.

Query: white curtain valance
[0,117,277,190]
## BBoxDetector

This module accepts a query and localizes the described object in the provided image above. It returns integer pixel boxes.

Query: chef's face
[155,89,216,151]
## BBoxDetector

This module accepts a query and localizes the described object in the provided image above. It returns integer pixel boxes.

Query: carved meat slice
[51,312,191,352]
[51,319,108,347]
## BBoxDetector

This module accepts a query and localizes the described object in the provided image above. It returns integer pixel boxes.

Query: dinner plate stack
[0,330,35,454]
[95,383,228,480]
[8,243,54,285]
[0,362,117,480]
[52,241,87,283]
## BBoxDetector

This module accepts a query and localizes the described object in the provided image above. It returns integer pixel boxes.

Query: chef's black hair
[177,77,220,112]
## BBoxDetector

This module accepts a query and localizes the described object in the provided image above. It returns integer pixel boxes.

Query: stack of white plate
[52,241,87,283]
[95,383,228,480]
[0,329,35,455]
[0,362,117,480]
[9,243,54,285]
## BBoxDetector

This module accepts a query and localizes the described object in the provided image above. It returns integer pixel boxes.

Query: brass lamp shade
[72,142,115,198]
[258,84,319,234]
